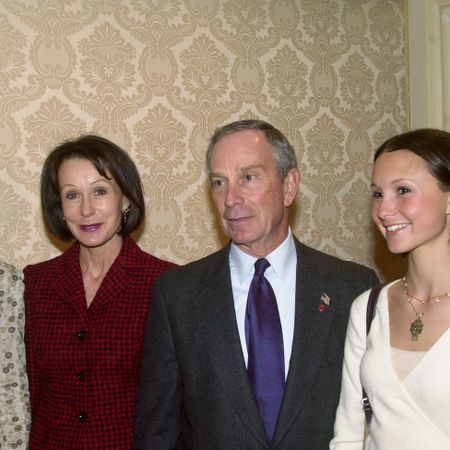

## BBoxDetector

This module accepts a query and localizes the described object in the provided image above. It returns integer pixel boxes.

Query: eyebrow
[370,177,417,189]
[391,178,415,183]
[238,164,263,172]
[211,164,264,177]
[60,178,113,189]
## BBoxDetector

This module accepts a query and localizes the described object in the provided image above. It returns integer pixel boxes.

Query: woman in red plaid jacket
[23,135,176,450]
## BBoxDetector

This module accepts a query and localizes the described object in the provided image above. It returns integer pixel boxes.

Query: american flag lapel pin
[319,292,331,312]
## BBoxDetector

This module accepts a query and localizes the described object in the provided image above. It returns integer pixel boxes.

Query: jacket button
[76,331,87,340]
[78,410,87,422]
[76,371,85,381]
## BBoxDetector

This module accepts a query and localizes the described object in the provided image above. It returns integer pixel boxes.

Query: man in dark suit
[133,119,378,449]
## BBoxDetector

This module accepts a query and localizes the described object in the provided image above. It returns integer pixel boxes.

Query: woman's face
[371,149,450,255]
[58,158,129,249]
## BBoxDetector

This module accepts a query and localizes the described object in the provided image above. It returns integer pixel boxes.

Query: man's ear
[283,168,300,207]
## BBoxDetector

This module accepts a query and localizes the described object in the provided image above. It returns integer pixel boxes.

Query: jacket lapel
[272,240,342,446]
[86,236,137,312]
[194,246,269,447]
[54,243,88,319]
[54,237,137,315]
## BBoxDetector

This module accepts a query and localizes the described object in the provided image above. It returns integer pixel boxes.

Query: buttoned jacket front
[24,236,175,450]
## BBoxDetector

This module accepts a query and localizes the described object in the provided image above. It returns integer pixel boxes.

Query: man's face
[209,129,299,257]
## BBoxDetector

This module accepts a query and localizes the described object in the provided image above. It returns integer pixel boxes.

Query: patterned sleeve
[0,261,31,449]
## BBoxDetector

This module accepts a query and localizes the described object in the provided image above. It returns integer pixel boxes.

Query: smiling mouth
[385,223,408,232]
[80,223,101,232]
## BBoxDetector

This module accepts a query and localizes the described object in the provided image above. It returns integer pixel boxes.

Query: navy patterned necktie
[245,258,285,442]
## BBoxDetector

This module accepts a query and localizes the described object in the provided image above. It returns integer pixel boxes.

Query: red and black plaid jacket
[24,236,176,450]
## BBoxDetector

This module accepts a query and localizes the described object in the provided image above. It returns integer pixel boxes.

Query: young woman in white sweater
[331,128,450,450]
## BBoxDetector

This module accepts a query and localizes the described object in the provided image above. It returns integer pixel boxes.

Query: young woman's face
[371,149,450,255]
[58,158,129,249]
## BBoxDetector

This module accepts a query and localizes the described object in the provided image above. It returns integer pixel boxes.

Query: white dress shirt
[229,229,297,378]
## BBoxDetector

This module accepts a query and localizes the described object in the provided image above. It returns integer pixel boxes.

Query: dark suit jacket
[133,237,378,450]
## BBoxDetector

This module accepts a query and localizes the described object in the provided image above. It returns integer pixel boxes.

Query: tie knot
[254,258,270,276]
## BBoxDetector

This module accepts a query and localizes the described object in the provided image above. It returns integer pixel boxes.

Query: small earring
[122,206,130,223]
[62,216,69,231]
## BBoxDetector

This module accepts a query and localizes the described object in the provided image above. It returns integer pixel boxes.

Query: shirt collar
[230,228,296,284]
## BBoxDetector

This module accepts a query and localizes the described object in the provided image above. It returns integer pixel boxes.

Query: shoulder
[23,250,68,279]
[0,261,24,305]
[349,287,372,318]
[156,246,229,284]
[0,261,23,284]
[141,252,177,273]
[121,237,177,276]
[294,238,377,279]
[350,280,395,318]
[23,244,83,299]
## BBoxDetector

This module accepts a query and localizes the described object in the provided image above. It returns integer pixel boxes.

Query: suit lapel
[54,237,136,315]
[194,241,343,447]
[54,243,88,319]
[273,240,342,446]
[87,237,137,312]
[194,246,269,447]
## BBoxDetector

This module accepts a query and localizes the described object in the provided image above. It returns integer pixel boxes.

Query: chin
[386,243,410,255]
[229,231,257,245]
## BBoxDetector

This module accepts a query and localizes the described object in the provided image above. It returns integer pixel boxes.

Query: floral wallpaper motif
[0,0,408,280]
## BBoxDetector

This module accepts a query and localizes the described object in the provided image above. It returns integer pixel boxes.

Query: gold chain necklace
[402,276,450,342]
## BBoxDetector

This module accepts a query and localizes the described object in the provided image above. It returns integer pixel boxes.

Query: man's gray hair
[205,119,298,180]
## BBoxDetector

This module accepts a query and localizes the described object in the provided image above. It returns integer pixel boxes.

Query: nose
[80,196,95,217]
[224,182,244,208]
[373,195,395,221]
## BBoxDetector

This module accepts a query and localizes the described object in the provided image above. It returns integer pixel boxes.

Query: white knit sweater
[330,281,450,450]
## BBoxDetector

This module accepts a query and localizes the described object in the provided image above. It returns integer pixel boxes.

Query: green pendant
[410,314,424,342]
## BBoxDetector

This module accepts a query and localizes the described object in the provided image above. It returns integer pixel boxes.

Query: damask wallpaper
[0,0,408,280]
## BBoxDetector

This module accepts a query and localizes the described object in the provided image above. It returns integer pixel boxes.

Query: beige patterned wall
[0,0,408,280]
